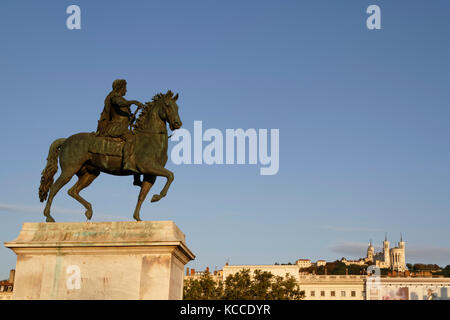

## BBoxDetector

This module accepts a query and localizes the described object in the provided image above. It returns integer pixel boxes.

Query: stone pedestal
[4,221,195,300]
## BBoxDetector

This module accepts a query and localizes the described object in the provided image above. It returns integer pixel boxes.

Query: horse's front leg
[139,167,174,203]
[133,175,156,221]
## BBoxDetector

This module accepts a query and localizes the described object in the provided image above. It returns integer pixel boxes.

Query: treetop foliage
[184,269,305,300]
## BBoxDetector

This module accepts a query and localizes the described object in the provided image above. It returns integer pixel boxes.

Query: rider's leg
[121,132,141,185]
[133,174,142,186]
[122,132,136,172]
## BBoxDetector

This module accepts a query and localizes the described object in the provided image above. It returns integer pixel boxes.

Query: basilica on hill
[340,234,407,272]
[365,234,407,272]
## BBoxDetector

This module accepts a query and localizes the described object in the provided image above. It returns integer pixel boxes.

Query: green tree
[222,269,253,300]
[443,265,450,277]
[249,270,273,299]
[316,265,325,275]
[267,274,304,300]
[330,262,347,275]
[347,264,366,275]
[430,265,450,277]
[184,269,305,300]
[222,269,304,300]
[412,263,441,272]
[183,271,223,300]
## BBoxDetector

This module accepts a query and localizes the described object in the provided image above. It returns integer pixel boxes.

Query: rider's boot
[133,174,142,187]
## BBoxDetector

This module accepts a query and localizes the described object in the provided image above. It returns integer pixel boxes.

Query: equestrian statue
[38,79,182,222]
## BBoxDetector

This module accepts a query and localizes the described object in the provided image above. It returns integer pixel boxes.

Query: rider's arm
[112,96,144,109]
[111,96,132,118]
[111,96,132,108]
[129,100,145,108]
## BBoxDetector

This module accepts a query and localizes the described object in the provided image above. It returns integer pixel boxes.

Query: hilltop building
[339,234,407,272]
[296,259,312,269]
[365,234,406,272]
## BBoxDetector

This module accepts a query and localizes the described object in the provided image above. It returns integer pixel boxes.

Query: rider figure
[97,79,143,186]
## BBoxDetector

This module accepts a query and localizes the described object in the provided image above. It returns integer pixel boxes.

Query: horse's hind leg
[133,174,156,221]
[43,170,77,222]
[68,169,100,221]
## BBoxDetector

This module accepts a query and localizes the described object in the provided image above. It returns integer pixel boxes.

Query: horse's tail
[39,138,66,202]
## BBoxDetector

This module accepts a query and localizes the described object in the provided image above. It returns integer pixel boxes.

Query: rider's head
[112,79,127,96]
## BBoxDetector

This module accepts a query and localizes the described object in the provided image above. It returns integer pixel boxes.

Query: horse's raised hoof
[85,209,93,220]
[45,215,55,223]
[151,194,162,203]
[133,214,141,221]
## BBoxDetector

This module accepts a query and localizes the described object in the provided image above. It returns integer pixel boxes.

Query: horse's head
[136,90,182,133]
[161,90,182,131]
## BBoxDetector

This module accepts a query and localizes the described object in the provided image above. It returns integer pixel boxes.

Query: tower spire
[400,233,403,242]
[385,232,387,242]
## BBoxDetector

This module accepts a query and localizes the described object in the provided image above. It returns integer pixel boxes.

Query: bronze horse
[38,90,182,222]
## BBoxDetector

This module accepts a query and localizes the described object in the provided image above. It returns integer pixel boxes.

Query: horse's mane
[134,91,175,131]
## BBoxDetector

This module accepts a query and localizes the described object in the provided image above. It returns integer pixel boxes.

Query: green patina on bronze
[38,80,182,222]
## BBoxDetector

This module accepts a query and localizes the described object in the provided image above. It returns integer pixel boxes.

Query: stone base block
[4,221,195,300]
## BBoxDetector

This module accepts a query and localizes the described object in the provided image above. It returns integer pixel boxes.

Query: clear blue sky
[1,0,450,279]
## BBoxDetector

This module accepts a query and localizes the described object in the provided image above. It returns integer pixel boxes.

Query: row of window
[310,290,358,297]
[0,285,13,292]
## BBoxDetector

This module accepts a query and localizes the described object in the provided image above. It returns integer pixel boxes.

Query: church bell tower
[383,233,390,266]
[367,239,374,262]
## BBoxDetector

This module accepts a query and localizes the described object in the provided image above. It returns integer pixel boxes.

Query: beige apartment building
[300,275,366,300]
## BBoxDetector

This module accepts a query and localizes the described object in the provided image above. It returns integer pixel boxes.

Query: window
[331,291,335,297]
[311,291,315,297]
[321,291,325,297]
[341,291,346,297]
[351,291,356,297]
